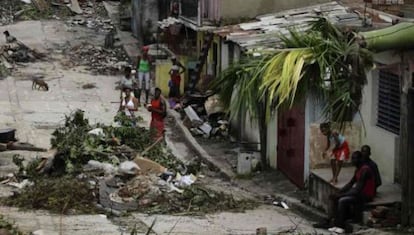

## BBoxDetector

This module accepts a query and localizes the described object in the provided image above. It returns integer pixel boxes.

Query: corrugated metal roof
[212,1,363,52]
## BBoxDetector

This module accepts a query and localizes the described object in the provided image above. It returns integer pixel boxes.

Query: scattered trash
[7,179,33,189]
[273,201,289,209]
[86,160,117,175]
[182,95,229,139]
[174,173,197,188]
[118,161,140,175]
[82,83,97,89]
[88,127,104,136]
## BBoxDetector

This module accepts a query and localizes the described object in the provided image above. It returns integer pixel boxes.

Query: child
[320,122,350,185]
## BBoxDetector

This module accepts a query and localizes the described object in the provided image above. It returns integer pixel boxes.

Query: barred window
[377,70,400,135]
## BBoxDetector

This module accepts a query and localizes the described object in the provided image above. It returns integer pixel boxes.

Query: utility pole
[400,55,414,225]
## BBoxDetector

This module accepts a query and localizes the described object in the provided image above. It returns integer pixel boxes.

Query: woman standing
[169,56,186,99]
[136,47,152,105]
[148,87,166,139]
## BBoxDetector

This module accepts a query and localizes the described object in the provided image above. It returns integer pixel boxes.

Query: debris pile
[177,94,229,139]
[0,0,26,26]
[0,0,113,32]
[0,33,46,78]
[65,1,114,32]
[367,205,401,228]
[2,110,256,215]
[62,42,130,75]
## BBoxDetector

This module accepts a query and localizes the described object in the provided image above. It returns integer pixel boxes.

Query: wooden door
[277,103,306,188]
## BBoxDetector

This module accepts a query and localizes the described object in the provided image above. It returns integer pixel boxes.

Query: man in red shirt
[327,151,376,233]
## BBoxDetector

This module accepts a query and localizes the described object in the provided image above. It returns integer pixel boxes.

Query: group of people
[118,46,167,139]
[317,122,382,234]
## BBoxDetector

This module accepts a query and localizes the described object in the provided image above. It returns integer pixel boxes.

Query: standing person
[361,145,382,192]
[148,88,166,139]
[327,151,376,234]
[120,66,134,90]
[169,56,186,99]
[119,66,135,99]
[136,46,152,105]
[119,86,139,123]
[320,122,350,185]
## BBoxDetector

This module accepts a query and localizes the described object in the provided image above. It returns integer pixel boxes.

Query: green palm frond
[211,17,373,130]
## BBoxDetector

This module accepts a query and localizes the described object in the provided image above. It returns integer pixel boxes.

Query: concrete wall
[131,0,159,41]
[219,0,332,19]
[358,51,403,184]
[360,70,399,184]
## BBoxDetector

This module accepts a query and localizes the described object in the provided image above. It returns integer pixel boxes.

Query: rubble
[183,102,229,139]
[62,42,130,75]
[0,0,112,32]
[2,110,257,215]
[0,0,26,26]
[65,0,114,32]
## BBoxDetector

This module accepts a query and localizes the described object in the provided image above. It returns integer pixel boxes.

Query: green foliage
[4,177,99,215]
[211,17,373,130]
[145,184,257,215]
[51,110,102,174]
[210,56,268,120]
[0,214,24,235]
[49,109,183,173]
[12,154,41,179]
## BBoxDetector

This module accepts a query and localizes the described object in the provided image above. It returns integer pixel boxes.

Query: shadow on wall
[309,123,362,169]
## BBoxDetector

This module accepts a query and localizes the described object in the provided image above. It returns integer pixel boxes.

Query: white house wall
[359,51,402,184]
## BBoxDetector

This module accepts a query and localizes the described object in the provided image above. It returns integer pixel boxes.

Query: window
[377,70,400,135]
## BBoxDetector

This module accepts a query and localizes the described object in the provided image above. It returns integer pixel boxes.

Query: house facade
[212,1,363,187]
[154,0,333,96]
[359,50,414,184]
